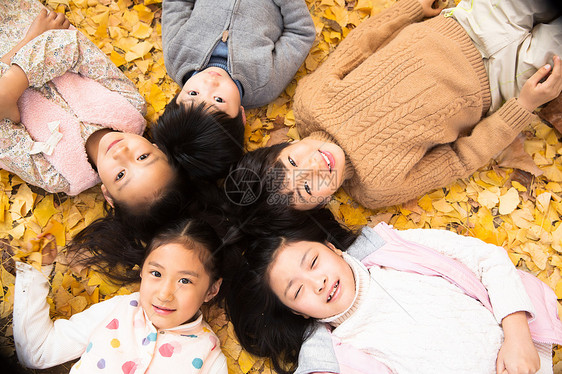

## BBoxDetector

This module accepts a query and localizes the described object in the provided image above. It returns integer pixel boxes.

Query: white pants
[443,0,562,113]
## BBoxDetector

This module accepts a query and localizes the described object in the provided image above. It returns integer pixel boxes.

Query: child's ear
[240,106,246,125]
[101,185,115,208]
[326,242,343,257]
[204,278,222,302]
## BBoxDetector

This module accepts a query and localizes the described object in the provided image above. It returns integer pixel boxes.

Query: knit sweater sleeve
[355,98,536,208]
[10,29,145,114]
[13,262,123,369]
[309,0,423,78]
[394,227,535,324]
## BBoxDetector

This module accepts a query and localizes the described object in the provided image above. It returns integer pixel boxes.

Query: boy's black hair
[223,208,358,373]
[152,98,245,183]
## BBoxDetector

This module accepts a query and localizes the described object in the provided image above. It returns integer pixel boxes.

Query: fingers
[541,55,562,95]
[527,62,553,87]
[46,9,70,29]
[496,357,505,374]
[432,0,448,10]
[542,55,560,83]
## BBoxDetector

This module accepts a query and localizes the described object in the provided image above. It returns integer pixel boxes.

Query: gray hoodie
[162,0,316,108]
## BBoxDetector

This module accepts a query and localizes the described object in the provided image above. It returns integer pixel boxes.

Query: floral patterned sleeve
[0,119,71,194]
[11,29,146,114]
[0,61,9,76]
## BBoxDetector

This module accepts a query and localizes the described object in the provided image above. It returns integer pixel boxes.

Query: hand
[418,0,447,18]
[496,338,539,374]
[496,311,540,374]
[0,8,70,66]
[38,233,58,266]
[518,55,562,112]
[25,8,70,43]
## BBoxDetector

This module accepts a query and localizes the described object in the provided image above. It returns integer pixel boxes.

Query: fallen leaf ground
[1,0,561,373]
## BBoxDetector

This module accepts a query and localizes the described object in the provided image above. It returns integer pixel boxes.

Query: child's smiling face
[177,67,242,118]
[267,240,355,319]
[94,131,176,209]
[139,243,221,330]
[277,138,347,210]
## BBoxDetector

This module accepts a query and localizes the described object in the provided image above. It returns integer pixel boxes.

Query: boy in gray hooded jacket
[162,0,316,119]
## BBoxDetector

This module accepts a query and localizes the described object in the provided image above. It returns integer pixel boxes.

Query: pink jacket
[333,223,562,373]
[1,72,146,195]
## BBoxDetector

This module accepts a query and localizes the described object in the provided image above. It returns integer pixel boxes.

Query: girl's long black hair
[223,208,358,373]
[66,100,244,284]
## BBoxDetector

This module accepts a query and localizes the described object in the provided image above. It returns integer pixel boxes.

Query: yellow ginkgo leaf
[33,194,59,228]
[238,350,258,373]
[499,187,520,215]
[130,22,152,39]
[477,189,499,209]
[125,41,154,62]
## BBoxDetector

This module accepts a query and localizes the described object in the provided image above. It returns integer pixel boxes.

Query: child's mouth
[106,139,121,154]
[327,280,339,302]
[318,150,334,172]
[153,304,175,315]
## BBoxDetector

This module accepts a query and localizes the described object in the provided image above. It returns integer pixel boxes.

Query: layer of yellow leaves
[1,0,561,373]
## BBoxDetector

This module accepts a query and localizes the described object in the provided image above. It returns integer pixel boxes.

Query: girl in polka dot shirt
[13,219,228,373]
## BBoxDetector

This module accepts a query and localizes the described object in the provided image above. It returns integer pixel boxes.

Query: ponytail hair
[223,208,358,373]
[152,98,245,182]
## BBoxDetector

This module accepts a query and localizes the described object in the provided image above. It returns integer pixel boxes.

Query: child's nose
[314,276,327,294]
[157,282,175,302]
[204,76,219,87]
[111,144,130,159]
[303,151,322,171]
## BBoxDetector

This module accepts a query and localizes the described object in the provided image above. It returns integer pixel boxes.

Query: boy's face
[139,243,221,330]
[268,240,355,319]
[177,67,242,118]
[95,132,176,208]
[277,138,347,210]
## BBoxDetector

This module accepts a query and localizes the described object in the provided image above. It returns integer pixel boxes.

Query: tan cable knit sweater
[293,0,536,209]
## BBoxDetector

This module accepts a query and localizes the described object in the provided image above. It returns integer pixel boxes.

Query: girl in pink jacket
[0,1,244,280]
[225,209,562,374]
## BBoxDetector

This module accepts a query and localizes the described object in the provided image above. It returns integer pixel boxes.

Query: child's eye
[138,154,149,161]
[288,156,297,167]
[179,278,192,285]
[187,90,198,96]
[115,170,125,181]
[295,285,302,300]
[311,256,318,268]
[150,270,161,277]
[304,181,312,195]
[214,97,224,103]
